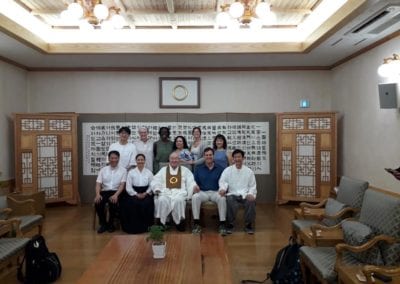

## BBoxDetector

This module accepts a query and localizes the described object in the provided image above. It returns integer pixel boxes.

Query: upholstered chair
[0,195,43,235]
[299,189,400,283]
[0,218,30,280]
[292,176,368,239]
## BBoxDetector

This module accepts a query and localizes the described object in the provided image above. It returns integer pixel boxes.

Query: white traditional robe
[126,167,154,196]
[151,165,197,225]
[219,164,257,198]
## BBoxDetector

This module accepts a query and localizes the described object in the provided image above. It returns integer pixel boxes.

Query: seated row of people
[94,148,257,235]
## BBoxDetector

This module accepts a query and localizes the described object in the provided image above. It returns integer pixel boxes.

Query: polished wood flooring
[6,203,295,284]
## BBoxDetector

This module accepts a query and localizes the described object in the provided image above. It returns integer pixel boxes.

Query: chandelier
[60,0,126,30]
[377,54,400,78]
[216,0,276,29]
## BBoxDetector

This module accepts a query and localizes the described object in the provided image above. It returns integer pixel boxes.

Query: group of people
[94,126,257,236]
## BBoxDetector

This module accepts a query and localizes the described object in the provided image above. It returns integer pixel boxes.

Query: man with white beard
[152,152,197,231]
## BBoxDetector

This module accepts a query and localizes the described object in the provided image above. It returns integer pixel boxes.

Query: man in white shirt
[108,126,137,170]
[134,126,154,172]
[95,150,127,234]
[219,149,257,234]
[151,152,197,231]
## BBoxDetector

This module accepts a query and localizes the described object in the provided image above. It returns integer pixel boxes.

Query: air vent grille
[346,5,400,36]
[351,10,390,33]
[368,13,400,34]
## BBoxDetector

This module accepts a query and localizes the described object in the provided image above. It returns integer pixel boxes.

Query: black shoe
[225,224,234,234]
[176,221,186,232]
[97,225,107,234]
[244,224,255,235]
[108,224,115,233]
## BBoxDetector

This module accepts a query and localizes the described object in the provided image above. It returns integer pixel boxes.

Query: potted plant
[147,225,166,259]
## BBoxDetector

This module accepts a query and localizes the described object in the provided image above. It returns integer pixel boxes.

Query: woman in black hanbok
[120,154,154,234]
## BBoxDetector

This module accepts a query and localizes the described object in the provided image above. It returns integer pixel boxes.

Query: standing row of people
[105,125,232,174]
[94,126,256,235]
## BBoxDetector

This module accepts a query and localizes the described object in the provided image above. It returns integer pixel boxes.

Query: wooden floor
[5,203,295,284]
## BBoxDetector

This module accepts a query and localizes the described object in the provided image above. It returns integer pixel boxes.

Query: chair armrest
[299,199,328,217]
[311,222,342,232]
[362,265,400,284]
[310,217,357,236]
[320,207,359,220]
[0,218,22,237]
[7,196,35,216]
[0,207,12,218]
[335,235,398,267]
[300,199,328,209]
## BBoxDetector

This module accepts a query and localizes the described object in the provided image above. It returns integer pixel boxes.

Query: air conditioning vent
[351,10,390,33]
[346,5,400,35]
[368,13,400,34]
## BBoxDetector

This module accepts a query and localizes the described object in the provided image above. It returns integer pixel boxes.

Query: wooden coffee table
[77,233,231,284]
[299,227,343,247]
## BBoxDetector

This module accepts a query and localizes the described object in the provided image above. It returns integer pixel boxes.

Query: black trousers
[119,191,154,234]
[226,195,256,226]
[95,191,118,227]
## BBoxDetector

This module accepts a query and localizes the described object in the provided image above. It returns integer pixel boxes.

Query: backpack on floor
[267,237,303,284]
[241,237,303,284]
[18,235,62,284]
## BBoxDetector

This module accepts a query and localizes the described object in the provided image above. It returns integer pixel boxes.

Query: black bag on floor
[241,237,303,284]
[18,235,62,284]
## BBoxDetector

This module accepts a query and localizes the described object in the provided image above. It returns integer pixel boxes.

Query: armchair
[0,218,30,280]
[294,176,368,218]
[300,188,400,283]
[0,195,43,236]
[292,176,368,239]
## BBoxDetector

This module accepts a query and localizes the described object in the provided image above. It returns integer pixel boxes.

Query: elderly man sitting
[151,152,197,231]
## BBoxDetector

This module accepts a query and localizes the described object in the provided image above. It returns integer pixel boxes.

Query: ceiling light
[216,0,275,28]
[60,0,126,29]
[378,54,400,78]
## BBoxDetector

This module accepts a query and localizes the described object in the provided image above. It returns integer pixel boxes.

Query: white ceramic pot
[152,242,166,259]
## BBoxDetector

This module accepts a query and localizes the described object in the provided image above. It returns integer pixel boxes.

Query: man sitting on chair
[151,152,197,231]
[192,147,226,235]
[95,150,127,234]
[219,149,257,235]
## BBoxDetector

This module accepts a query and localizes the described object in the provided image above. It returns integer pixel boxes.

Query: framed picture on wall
[159,77,200,108]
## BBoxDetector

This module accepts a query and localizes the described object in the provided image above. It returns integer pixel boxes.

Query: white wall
[7,38,400,195]
[0,62,28,180]
[27,71,332,113]
[332,37,400,193]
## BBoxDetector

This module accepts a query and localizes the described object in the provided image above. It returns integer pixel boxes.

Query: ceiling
[0,0,399,70]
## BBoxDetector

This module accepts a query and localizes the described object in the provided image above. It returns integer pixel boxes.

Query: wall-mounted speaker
[378,83,398,109]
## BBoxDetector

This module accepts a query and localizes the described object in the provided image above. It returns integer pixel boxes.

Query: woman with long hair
[212,134,232,169]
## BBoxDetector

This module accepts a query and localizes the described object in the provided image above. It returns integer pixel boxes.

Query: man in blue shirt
[192,147,226,235]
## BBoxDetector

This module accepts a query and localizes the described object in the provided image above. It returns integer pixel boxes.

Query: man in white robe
[151,152,197,231]
[219,149,257,235]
